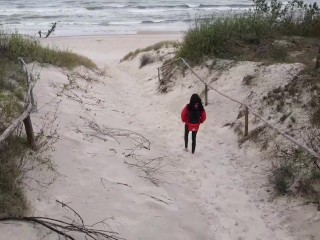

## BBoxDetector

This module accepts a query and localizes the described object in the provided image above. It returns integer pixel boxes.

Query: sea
[0,0,319,36]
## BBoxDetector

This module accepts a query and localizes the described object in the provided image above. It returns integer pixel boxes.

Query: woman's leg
[191,131,197,154]
[184,124,189,149]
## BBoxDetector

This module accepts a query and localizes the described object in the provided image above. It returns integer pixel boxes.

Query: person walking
[181,94,206,154]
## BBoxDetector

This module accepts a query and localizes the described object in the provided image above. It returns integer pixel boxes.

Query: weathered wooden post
[181,61,185,77]
[205,84,208,106]
[23,116,36,150]
[244,106,249,136]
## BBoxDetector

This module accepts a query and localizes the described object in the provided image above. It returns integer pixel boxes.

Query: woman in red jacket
[181,94,206,154]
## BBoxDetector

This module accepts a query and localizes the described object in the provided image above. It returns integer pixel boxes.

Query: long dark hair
[187,94,204,111]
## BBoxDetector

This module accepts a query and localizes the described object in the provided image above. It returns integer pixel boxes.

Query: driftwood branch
[56,200,84,227]
[0,200,124,240]
[140,193,171,205]
[101,178,132,188]
[45,22,57,38]
[79,118,150,149]
[80,117,166,186]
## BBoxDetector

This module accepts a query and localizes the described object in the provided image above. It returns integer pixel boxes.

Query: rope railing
[0,58,37,150]
[157,57,320,161]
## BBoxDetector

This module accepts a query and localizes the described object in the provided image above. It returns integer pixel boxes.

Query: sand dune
[1,34,319,240]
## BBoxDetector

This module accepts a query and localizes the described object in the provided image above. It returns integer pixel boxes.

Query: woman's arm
[181,105,188,122]
[200,110,206,123]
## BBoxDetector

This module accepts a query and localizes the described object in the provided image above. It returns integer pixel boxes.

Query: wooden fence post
[181,61,185,77]
[158,68,161,81]
[244,106,249,136]
[23,116,36,150]
[205,84,208,106]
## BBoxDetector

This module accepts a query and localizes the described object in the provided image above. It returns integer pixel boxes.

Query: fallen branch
[140,193,171,205]
[45,22,57,38]
[56,200,84,227]
[79,118,167,186]
[101,178,132,188]
[0,200,124,240]
[124,155,167,186]
[80,118,150,149]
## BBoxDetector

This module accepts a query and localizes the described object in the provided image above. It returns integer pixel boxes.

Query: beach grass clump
[0,59,28,130]
[121,40,178,62]
[0,136,29,216]
[139,53,155,68]
[177,0,320,63]
[309,80,320,126]
[0,32,96,69]
[270,143,320,197]
[269,160,295,195]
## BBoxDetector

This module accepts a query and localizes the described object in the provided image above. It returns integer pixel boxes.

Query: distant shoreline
[38,30,183,39]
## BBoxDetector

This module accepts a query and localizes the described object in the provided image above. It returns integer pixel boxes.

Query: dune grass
[0,31,97,128]
[0,32,97,69]
[121,41,178,62]
[0,136,29,217]
[177,0,320,63]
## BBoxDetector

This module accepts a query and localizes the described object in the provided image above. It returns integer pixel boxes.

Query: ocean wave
[106,4,131,8]
[16,5,29,9]
[137,4,191,9]
[108,21,141,26]
[84,3,252,11]
[102,19,182,26]
[0,0,254,36]
[182,18,194,23]
[86,6,106,10]
[85,4,186,10]
[141,19,180,24]
[134,4,250,10]
[22,15,61,20]
[197,4,252,9]
[125,3,252,10]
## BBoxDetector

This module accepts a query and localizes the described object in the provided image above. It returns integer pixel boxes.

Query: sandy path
[106,58,293,240]
[0,35,296,240]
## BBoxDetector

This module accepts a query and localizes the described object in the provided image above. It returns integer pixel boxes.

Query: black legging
[184,124,197,153]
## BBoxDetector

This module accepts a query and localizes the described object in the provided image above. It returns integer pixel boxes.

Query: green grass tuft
[177,0,320,63]
[121,41,178,62]
[0,32,96,70]
[0,136,29,217]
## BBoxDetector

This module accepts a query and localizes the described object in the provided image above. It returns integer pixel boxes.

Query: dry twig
[0,200,124,240]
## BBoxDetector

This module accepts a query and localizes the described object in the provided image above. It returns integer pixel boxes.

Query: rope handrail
[158,58,182,69]
[158,57,320,160]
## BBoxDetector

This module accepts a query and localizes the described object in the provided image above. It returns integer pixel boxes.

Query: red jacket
[181,104,206,131]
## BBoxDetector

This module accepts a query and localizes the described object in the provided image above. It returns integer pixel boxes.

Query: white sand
[1,34,319,240]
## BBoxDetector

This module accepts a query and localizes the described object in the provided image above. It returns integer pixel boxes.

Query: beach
[1,32,319,240]
[40,33,182,66]
[0,0,252,37]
